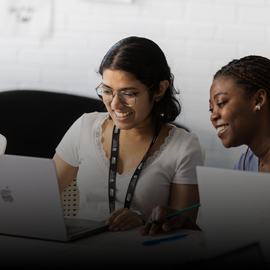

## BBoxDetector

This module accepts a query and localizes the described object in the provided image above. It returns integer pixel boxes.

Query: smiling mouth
[217,125,229,133]
[114,111,133,118]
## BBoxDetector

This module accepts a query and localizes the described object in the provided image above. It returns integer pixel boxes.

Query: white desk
[0,227,205,267]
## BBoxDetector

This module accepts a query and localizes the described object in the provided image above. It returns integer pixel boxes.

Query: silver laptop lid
[196,166,270,263]
[0,155,68,241]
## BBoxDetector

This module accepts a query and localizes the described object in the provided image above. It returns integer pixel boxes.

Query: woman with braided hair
[140,55,270,236]
[209,55,270,172]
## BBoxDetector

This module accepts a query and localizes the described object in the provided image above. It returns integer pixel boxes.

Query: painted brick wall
[1,0,269,168]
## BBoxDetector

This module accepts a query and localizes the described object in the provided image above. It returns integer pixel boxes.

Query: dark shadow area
[0,90,105,158]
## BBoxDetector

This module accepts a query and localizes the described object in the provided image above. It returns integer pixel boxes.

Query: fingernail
[164,224,170,231]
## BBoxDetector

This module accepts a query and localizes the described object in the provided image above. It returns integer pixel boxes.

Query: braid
[214,55,270,97]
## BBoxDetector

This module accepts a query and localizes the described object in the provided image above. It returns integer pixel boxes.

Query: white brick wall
[0,0,270,169]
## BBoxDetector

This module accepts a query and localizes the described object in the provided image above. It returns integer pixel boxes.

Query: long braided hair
[214,55,270,100]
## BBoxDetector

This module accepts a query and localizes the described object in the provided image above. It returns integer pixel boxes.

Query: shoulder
[169,124,201,149]
[60,112,109,139]
[166,124,204,165]
[233,148,258,171]
[80,111,109,122]
[77,112,109,128]
[168,126,203,183]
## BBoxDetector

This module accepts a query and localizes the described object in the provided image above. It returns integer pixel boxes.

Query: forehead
[209,77,246,101]
[103,69,137,85]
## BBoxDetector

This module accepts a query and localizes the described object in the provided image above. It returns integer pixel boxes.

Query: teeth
[115,111,132,118]
[217,125,228,132]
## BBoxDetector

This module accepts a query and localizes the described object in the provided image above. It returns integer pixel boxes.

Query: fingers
[139,217,152,236]
[118,219,142,231]
[106,208,143,231]
[139,206,187,237]
[106,207,125,226]
[139,207,165,236]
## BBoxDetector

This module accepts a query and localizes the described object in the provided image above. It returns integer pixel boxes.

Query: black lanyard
[108,124,161,214]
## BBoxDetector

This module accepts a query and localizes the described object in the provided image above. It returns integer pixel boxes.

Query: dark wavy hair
[98,36,181,125]
[213,55,270,102]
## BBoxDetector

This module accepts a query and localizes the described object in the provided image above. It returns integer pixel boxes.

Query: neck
[249,132,270,161]
[248,110,270,161]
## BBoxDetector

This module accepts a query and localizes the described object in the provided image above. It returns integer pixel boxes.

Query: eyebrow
[209,92,228,102]
[102,83,138,91]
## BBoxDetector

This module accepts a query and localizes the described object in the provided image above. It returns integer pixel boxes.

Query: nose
[111,93,125,109]
[210,110,220,123]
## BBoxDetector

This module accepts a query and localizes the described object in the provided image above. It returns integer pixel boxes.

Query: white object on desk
[0,134,7,154]
[0,154,107,242]
[197,166,270,263]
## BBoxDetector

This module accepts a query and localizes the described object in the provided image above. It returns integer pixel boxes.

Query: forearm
[53,153,79,193]
[168,183,200,221]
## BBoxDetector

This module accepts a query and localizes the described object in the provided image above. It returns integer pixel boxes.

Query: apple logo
[1,186,14,202]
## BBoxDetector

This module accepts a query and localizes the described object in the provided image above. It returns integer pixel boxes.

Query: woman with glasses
[53,36,203,233]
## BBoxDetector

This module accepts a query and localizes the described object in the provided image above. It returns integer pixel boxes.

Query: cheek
[221,107,234,121]
[104,102,111,111]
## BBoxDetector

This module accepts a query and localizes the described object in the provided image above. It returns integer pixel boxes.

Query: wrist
[133,210,148,225]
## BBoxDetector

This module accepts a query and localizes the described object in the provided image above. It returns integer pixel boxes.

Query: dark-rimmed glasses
[95,83,155,107]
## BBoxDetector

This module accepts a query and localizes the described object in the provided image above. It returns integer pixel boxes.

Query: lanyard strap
[108,124,161,214]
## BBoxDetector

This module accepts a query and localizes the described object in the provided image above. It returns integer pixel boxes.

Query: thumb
[162,222,172,232]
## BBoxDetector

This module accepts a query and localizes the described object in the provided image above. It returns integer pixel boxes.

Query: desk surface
[0,227,205,267]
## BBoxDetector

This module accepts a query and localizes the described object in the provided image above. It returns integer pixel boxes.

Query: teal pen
[142,234,188,246]
[152,203,201,224]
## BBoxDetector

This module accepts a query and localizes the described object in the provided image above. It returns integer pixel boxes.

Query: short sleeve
[172,133,204,185]
[55,115,83,167]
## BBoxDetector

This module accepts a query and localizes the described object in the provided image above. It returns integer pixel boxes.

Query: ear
[155,80,170,102]
[254,89,268,110]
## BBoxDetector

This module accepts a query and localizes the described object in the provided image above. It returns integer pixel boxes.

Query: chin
[220,138,233,148]
[221,139,241,149]
[112,121,133,130]
[221,143,231,148]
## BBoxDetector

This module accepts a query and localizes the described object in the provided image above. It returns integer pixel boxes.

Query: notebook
[196,166,270,263]
[0,154,107,242]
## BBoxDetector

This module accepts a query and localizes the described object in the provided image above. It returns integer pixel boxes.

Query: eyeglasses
[95,83,155,107]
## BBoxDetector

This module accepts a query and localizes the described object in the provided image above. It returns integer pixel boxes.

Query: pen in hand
[151,203,201,224]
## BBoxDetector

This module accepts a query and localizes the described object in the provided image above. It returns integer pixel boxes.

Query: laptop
[0,154,107,242]
[196,166,270,263]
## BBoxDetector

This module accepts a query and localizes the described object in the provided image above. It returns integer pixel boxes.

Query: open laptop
[0,154,107,242]
[196,166,270,263]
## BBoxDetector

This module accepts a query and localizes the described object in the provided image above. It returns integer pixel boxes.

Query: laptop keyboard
[66,225,89,235]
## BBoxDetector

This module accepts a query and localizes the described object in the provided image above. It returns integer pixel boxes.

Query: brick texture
[0,0,270,168]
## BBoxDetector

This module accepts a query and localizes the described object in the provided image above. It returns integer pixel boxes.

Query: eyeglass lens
[96,86,135,106]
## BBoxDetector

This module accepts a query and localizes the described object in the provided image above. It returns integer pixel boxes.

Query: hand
[105,207,144,232]
[139,205,188,237]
